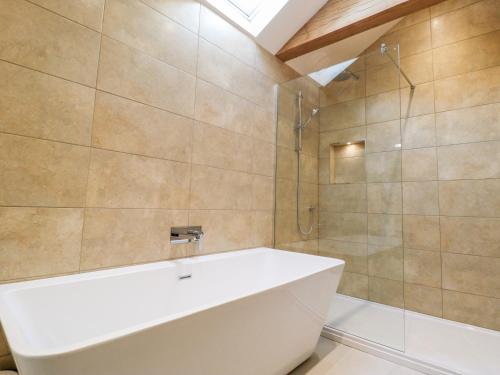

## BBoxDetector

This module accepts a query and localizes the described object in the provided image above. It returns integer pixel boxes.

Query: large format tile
[86,149,190,209]
[368,244,403,281]
[141,0,200,33]
[366,90,400,124]
[367,183,402,214]
[29,0,105,31]
[367,214,402,247]
[320,71,365,107]
[0,61,95,145]
[92,92,193,162]
[369,276,404,308]
[399,50,434,87]
[80,208,188,270]
[0,207,83,281]
[338,272,369,299]
[404,248,441,288]
[401,114,436,150]
[320,184,366,213]
[366,120,401,154]
[320,212,367,243]
[403,182,439,215]
[441,216,500,257]
[442,252,500,298]
[319,239,367,274]
[252,175,274,211]
[402,148,437,181]
[0,0,100,86]
[0,134,89,207]
[103,0,198,74]
[403,215,440,251]
[366,151,401,182]
[189,165,253,210]
[400,82,435,119]
[320,99,366,131]
[404,283,443,317]
[98,37,196,117]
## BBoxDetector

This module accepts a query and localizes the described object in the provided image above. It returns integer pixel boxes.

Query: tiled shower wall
[319,0,500,331]
[0,0,297,363]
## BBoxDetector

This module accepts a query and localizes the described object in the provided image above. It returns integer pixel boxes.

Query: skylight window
[227,0,266,19]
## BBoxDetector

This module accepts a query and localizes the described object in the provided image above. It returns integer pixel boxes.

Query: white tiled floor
[289,337,424,375]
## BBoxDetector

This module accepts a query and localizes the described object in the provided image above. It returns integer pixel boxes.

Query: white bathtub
[0,248,344,375]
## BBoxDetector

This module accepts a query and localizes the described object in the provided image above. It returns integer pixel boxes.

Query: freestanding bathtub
[0,248,344,375]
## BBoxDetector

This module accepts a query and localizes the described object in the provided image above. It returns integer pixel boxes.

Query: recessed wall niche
[329,141,366,184]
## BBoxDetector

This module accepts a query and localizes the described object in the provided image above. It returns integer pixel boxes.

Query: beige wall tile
[276,240,319,255]
[81,209,188,270]
[443,290,500,330]
[320,184,366,213]
[277,116,295,150]
[404,283,443,317]
[400,51,434,88]
[401,114,436,149]
[403,181,439,215]
[320,71,365,106]
[366,151,401,182]
[141,0,200,33]
[321,99,366,131]
[252,210,274,247]
[320,212,367,243]
[275,209,317,244]
[366,63,400,96]
[319,239,367,274]
[366,120,401,153]
[199,6,256,65]
[367,183,402,214]
[192,121,253,173]
[403,215,440,251]
[189,165,252,210]
[282,76,320,106]
[0,0,100,86]
[392,8,430,32]
[382,20,432,58]
[404,248,442,288]
[92,92,192,162]
[368,245,403,281]
[439,179,500,217]
[401,82,435,119]
[276,178,317,211]
[335,157,367,183]
[253,140,276,177]
[442,252,500,298]
[441,216,500,257]
[254,45,299,83]
[366,90,400,124]
[252,175,274,211]
[319,157,329,185]
[430,0,482,17]
[338,272,369,299]
[86,149,190,209]
[0,329,8,356]
[98,37,196,117]
[299,153,318,184]
[0,207,83,281]
[433,30,500,80]
[188,210,254,253]
[103,0,198,74]
[197,39,274,112]
[276,146,296,181]
[434,66,500,112]
[319,127,366,158]
[369,276,404,308]
[0,134,89,207]
[368,214,402,247]
[431,0,500,48]
[438,141,500,180]
[0,61,95,146]
[402,147,438,181]
[436,103,500,145]
[29,0,105,31]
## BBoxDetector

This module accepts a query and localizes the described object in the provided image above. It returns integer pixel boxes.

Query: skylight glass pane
[227,0,265,17]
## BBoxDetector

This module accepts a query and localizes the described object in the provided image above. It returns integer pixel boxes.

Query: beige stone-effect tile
[192,121,253,173]
[392,8,430,32]
[368,244,403,281]
[438,141,500,180]
[367,183,402,214]
[401,114,436,150]
[434,66,500,112]
[443,290,500,331]
[403,215,440,251]
[92,92,193,162]
[319,239,367,274]
[86,149,190,209]
[366,90,400,124]
[189,165,253,210]
[252,210,274,247]
[366,120,401,154]
[367,214,402,247]
[320,212,367,244]
[399,50,434,87]
[254,45,298,84]
[439,179,500,217]
[98,36,196,117]
[338,272,369,299]
[0,0,100,86]
[320,71,365,107]
[334,157,367,184]
[441,216,500,257]
[0,328,9,356]
[403,181,439,215]
[369,276,404,308]
[402,148,437,181]
[0,207,83,281]
[366,63,400,97]
[404,283,443,317]
[80,208,188,270]
[431,0,500,48]
[436,103,500,145]
[276,178,317,211]
[28,0,105,31]
[433,30,500,80]
[442,252,500,298]
[430,0,482,18]
[141,0,201,33]
[253,140,276,177]
[366,151,401,183]
[0,61,95,146]
[103,0,198,74]
[252,175,274,211]
[275,209,317,244]
[404,248,442,288]
[320,99,366,131]
[400,82,435,119]
[320,184,366,213]
[0,134,89,207]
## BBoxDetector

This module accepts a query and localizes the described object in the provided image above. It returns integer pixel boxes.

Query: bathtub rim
[0,247,344,360]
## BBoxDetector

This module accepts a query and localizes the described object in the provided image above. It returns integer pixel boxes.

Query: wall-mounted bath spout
[380,43,415,90]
